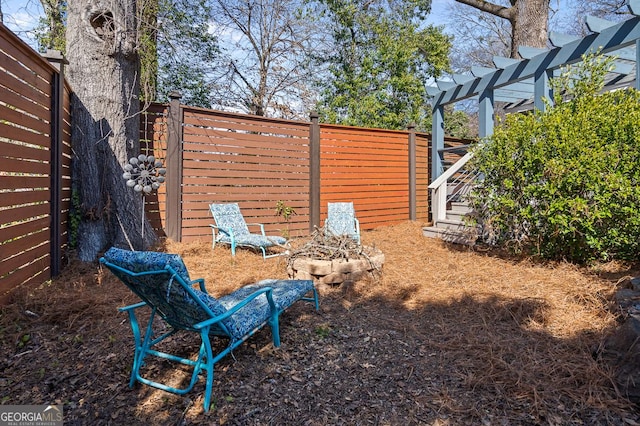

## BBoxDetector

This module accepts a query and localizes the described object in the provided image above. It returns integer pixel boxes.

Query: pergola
[428,0,640,183]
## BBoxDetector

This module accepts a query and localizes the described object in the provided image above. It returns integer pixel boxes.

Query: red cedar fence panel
[179,107,311,242]
[319,124,424,229]
[0,24,69,303]
[140,104,168,236]
[143,105,467,243]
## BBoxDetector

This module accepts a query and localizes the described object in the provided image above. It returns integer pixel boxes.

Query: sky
[0,0,573,49]
[1,0,43,45]
[0,0,459,47]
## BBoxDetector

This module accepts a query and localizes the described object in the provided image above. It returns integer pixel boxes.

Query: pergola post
[534,69,553,112]
[479,89,494,139]
[431,104,444,182]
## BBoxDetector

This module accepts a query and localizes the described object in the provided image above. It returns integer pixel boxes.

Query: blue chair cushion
[210,203,288,248]
[326,202,358,237]
[217,279,314,339]
[102,248,312,341]
[218,233,287,247]
[210,203,251,237]
[102,247,232,332]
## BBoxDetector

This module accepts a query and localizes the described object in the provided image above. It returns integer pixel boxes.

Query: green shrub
[468,52,640,263]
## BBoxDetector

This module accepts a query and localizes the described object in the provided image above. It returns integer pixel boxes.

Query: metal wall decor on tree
[122,154,166,242]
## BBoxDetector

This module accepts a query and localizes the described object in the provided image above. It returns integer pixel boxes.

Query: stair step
[435,218,466,230]
[450,201,472,213]
[422,225,477,245]
[446,209,469,222]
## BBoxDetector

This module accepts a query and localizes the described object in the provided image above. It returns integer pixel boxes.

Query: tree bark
[66,0,157,261]
[455,0,550,58]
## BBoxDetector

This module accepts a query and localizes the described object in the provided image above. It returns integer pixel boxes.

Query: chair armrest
[245,222,266,236]
[193,287,276,330]
[210,224,233,238]
[190,278,207,293]
[118,301,147,312]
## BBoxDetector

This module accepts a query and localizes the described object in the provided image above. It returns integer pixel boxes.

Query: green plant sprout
[275,201,297,238]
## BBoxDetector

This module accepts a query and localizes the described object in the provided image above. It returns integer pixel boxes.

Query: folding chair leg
[201,331,215,412]
[301,288,320,311]
[126,307,155,388]
[269,313,281,347]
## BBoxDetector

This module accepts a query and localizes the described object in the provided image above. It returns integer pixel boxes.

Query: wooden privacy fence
[141,94,449,244]
[0,22,466,302]
[0,24,71,302]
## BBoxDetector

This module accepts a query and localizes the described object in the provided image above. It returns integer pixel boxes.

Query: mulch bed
[1,221,639,425]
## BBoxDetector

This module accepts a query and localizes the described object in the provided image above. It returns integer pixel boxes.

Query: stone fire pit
[286,228,384,286]
[288,249,385,286]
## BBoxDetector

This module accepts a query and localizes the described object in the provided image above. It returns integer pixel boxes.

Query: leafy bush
[468,52,640,263]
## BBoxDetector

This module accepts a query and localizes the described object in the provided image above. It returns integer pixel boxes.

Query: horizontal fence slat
[0,83,50,117]
[0,122,50,148]
[0,252,51,297]
[183,128,309,148]
[0,189,49,208]
[0,102,50,135]
[0,156,50,174]
[0,175,49,190]
[0,139,51,161]
[0,65,51,108]
[1,230,49,266]
[0,203,49,227]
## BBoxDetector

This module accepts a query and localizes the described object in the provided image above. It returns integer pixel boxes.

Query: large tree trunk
[455,0,550,58]
[66,0,157,261]
[510,0,549,57]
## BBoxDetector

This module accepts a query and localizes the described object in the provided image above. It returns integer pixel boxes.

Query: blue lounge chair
[209,203,288,259]
[325,202,361,243]
[100,247,319,412]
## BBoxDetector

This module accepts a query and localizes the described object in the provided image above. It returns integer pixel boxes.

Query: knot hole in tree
[90,11,115,41]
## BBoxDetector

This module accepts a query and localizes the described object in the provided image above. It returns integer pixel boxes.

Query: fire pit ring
[287,248,385,287]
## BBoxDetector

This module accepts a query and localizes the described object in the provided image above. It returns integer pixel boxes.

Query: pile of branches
[287,226,381,271]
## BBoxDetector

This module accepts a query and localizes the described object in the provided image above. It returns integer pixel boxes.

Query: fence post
[44,49,67,277]
[408,123,417,221]
[309,112,321,232]
[166,91,183,242]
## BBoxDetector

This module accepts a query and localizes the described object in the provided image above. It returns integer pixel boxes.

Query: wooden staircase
[423,150,478,245]
[422,200,477,245]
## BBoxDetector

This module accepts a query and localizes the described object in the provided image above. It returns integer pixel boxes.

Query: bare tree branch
[454,0,514,20]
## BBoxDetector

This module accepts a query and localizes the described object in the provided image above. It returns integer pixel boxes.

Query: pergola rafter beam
[519,46,548,59]
[586,16,618,33]
[429,13,640,196]
[471,66,495,77]
[493,56,521,68]
[430,16,640,106]
[549,32,580,47]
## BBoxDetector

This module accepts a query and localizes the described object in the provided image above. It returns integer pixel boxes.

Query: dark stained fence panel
[0,24,69,304]
[416,133,431,220]
[179,108,310,242]
[59,84,72,250]
[144,103,444,243]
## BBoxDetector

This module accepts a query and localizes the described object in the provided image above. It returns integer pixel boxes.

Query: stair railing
[428,150,477,222]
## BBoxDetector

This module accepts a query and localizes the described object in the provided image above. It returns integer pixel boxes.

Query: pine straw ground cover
[1,221,639,425]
